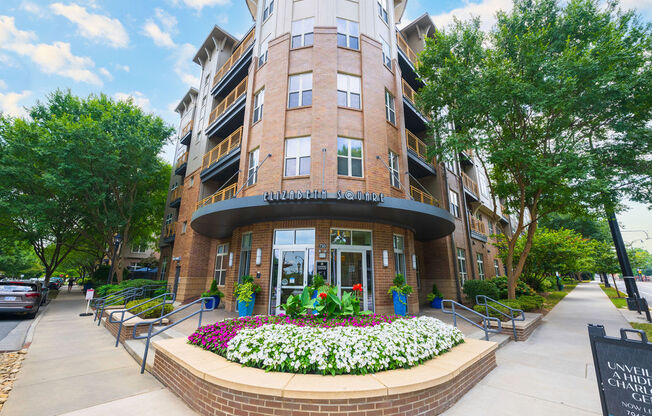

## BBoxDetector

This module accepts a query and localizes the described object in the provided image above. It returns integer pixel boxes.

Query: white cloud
[0,90,31,118]
[430,0,513,32]
[115,91,151,111]
[50,3,129,48]
[99,67,112,80]
[175,0,230,11]
[20,1,47,17]
[0,80,7,89]
[0,16,102,86]
[155,8,178,33]
[173,43,200,86]
[114,63,130,72]
[143,20,176,48]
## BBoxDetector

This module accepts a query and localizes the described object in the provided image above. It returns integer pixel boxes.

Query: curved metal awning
[191,194,455,241]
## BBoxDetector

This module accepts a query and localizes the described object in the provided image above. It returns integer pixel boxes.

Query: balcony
[200,127,242,183]
[410,186,440,207]
[406,129,436,177]
[462,172,479,197]
[396,33,418,67]
[196,183,237,211]
[500,204,509,223]
[211,31,254,93]
[469,216,488,242]
[180,119,193,146]
[402,79,429,132]
[206,77,248,139]
[174,151,188,176]
[170,186,183,208]
[163,222,176,244]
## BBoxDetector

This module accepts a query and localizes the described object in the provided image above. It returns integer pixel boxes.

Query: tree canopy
[417,0,651,297]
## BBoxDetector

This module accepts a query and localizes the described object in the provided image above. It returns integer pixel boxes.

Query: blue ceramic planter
[392,291,407,316]
[430,297,443,309]
[237,293,256,317]
[203,296,221,310]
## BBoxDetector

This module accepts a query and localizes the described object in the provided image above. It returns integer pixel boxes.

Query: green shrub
[463,280,499,303]
[517,295,545,311]
[125,298,174,319]
[492,276,537,298]
[202,280,225,298]
[473,299,522,320]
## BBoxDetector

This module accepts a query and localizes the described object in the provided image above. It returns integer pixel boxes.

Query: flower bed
[188,315,463,375]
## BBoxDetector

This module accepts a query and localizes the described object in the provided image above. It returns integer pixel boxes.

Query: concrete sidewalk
[444,281,630,416]
[0,288,195,416]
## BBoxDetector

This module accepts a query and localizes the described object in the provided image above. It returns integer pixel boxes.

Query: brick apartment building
[158,0,513,314]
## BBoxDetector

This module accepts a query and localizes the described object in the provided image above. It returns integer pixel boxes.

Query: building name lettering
[263,189,385,203]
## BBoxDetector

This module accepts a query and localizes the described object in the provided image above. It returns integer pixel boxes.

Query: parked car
[48,277,63,290]
[0,281,43,318]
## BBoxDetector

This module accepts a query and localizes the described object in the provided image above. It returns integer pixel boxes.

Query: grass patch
[630,323,652,340]
[599,284,628,309]
[541,284,577,310]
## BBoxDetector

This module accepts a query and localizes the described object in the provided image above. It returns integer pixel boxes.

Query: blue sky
[1,0,650,249]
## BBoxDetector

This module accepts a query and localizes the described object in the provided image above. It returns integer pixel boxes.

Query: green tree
[0,236,42,279]
[539,213,611,242]
[628,248,652,273]
[418,0,651,298]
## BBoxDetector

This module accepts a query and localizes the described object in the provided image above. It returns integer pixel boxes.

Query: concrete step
[467,330,512,348]
[123,327,188,373]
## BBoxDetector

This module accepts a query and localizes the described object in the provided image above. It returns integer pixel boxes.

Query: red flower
[318,292,327,300]
[352,283,363,292]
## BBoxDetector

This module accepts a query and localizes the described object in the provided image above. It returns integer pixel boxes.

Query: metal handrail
[108,292,176,347]
[93,287,140,324]
[441,299,502,341]
[132,297,216,373]
[476,295,525,340]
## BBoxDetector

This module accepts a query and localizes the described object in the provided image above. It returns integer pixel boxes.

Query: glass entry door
[274,249,313,314]
[336,249,368,310]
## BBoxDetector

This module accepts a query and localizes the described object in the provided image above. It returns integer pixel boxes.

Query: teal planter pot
[430,297,443,309]
[237,293,256,317]
[392,291,407,316]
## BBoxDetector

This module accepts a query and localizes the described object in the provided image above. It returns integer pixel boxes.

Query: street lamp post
[106,234,122,285]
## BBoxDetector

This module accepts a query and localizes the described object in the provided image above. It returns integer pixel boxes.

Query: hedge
[125,298,174,319]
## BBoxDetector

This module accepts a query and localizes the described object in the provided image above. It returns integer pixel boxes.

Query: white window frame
[393,234,406,279]
[389,150,400,188]
[247,148,259,186]
[165,213,173,225]
[131,243,147,254]
[337,137,364,178]
[385,90,396,124]
[449,190,460,217]
[494,259,500,277]
[284,137,311,177]
[477,253,485,280]
[446,160,458,175]
[337,73,361,109]
[488,221,494,235]
[291,18,314,48]
[252,88,264,124]
[182,221,187,233]
[457,248,467,285]
[381,38,391,68]
[336,18,359,50]
[239,232,252,281]
[378,0,389,24]
[263,0,274,21]
[288,73,312,108]
[214,243,229,286]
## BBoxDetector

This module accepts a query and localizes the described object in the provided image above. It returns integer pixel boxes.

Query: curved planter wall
[152,337,497,416]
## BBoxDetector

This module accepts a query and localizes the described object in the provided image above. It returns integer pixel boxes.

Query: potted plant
[388,274,413,316]
[201,280,224,310]
[234,275,260,317]
[426,283,444,309]
[310,274,326,298]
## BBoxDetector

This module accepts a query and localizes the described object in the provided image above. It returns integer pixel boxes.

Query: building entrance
[330,229,374,312]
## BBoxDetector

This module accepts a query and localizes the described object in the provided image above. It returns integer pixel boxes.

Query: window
[415,255,421,289]
[337,74,361,109]
[480,176,489,197]
[378,0,389,23]
[291,18,313,48]
[182,221,187,233]
[131,243,147,254]
[336,18,359,50]
[330,229,372,246]
[477,253,485,279]
[263,0,273,21]
[189,176,194,187]
[488,221,494,234]
[129,262,141,271]
[274,229,315,245]
[337,137,363,177]
[258,37,269,67]
[252,88,264,124]
[214,244,228,285]
[449,190,460,217]
[239,233,252,281]
[393,235,406,278]
[445,160,458,174]
[288,73,312,108]
[165,213,173,225]
[494,259,500,277]
[385,90,396,124]
[285,137,311,176]
[247,148,259,186]
[457,248,467,285]
[389,150,400,188]
[381,39,391,68]
[160,257,168,280]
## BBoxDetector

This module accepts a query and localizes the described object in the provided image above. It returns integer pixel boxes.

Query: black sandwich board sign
[588,324,652,416]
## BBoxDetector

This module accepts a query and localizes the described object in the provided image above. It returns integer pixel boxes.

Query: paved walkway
[0,288,195,416]
[444,281,630,416]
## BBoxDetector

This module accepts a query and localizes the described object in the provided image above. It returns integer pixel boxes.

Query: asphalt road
[0,315,23,341]
[608,277,652,303]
